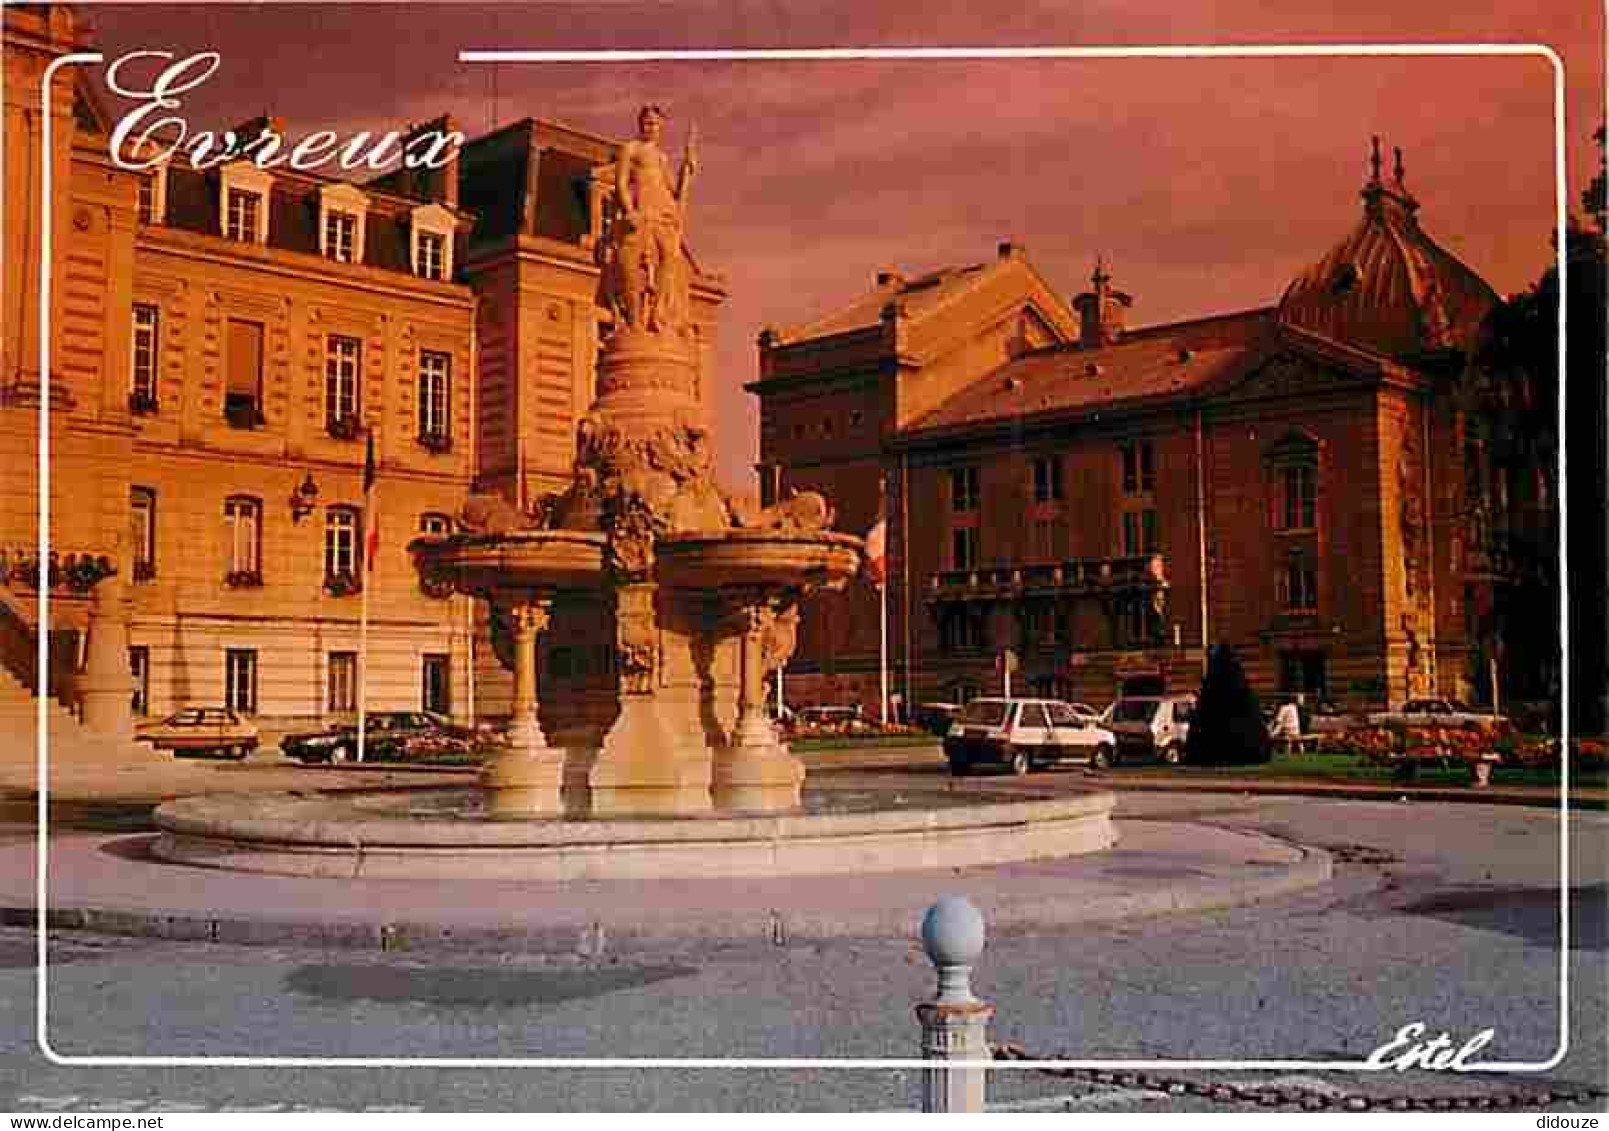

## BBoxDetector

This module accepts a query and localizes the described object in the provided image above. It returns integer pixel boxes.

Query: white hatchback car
[943,697,1117,776]
[1105,694,1196,765]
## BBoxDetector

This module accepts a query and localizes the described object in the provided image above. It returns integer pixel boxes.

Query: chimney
[228,114,285,149]
[1072,257,1133,349]
[404,114,461,207]
[997,240,1025,261]
[876,269,905,288]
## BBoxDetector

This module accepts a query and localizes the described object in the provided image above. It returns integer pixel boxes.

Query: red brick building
[749,150,1556,716]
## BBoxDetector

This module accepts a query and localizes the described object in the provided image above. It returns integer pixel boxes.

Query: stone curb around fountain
[1,821,1332,952]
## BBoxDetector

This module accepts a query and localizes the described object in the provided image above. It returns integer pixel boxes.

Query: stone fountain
[151,108,1115,878]
[413,104,861,818]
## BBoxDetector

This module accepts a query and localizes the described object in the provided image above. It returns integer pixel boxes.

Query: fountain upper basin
[413,529,609,594]
[655,529,863,591]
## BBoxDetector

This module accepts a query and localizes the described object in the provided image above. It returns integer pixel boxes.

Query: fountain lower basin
[151,784,1117,881]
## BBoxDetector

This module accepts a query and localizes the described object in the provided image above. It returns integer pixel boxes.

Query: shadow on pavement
[284,962,699,1008]
[1398,882,1607,951]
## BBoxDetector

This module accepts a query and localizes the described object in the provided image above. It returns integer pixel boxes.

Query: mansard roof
[159,162,469,276]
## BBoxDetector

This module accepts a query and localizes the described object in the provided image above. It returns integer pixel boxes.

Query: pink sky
[81,1,1605,488]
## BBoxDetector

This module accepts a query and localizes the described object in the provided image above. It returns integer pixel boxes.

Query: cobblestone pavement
[0,785,1603,1112]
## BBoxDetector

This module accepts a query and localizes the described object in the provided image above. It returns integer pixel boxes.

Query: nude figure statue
[604,104,698,335]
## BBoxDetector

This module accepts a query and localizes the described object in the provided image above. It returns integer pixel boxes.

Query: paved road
[0,783,1604,1112]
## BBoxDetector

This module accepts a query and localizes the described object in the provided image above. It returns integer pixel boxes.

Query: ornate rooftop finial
[1393,145,1406,188]
[1369,135,1383,184]
[1074,257,1130,348]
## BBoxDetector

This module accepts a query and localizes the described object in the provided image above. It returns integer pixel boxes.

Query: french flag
[863,516,886,587]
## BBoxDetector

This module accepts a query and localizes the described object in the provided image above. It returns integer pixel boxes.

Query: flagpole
[877,472,888,727]
[862,477,890,727]
[879,575,888,727]
[357,562,370,763]
[357,429,377,763]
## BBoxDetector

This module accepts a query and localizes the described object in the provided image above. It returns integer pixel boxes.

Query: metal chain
[989,1044,1607,1111]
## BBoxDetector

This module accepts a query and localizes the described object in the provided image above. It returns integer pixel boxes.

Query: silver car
[943,697,1117,776]
[1103,695,1196,765]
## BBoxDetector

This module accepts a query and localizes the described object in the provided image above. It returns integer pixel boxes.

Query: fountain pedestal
[589,695,716,816]
[482,598,565,818]
[712,598,804,812]
[583,581,718,816]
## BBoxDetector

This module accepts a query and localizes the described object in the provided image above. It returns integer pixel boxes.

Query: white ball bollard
[916,896,994,1113]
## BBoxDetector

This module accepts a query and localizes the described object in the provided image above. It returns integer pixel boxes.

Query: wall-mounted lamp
[290,472,320,523]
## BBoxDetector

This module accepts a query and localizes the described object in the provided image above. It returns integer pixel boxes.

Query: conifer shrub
[1185,643,1271,765]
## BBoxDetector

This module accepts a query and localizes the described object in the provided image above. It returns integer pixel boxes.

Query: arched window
[419,512,454,536]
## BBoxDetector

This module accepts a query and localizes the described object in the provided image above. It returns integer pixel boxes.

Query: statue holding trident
[604,104,698,337]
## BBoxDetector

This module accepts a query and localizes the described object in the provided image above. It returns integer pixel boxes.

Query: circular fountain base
[152,785,1116,881]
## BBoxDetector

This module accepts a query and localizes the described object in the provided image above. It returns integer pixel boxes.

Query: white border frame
[36,42,1572,1073]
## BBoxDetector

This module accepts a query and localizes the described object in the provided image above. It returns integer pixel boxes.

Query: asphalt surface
[0,776,1604,1113]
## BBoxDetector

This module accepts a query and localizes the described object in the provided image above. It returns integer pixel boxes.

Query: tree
[1185,643,1270,765]
[1477,124,1607,734]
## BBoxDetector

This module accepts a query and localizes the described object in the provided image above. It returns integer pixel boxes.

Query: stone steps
[0,665,154,765]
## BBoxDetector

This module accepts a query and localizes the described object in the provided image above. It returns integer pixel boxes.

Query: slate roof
[777,261,1001,343]
[906,310,1281,436]
[160,165,454,277]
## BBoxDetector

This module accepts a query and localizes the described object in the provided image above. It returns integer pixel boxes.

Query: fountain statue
[151,109,1116,880]
[414,104,861,818]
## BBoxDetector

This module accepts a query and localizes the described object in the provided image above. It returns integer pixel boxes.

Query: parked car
[790,704,868,734]
[1103,694,1196,765]
[1306,699,1356,733]
[134,707,258,760]
[912,702,962,736]
[943,697,1116,776]
[1367,699,1508,731]
[282,711,490,764]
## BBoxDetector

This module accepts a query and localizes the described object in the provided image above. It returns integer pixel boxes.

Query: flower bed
[1323,721,1507,785]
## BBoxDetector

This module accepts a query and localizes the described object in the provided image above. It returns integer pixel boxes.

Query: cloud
[82,0,1601,490]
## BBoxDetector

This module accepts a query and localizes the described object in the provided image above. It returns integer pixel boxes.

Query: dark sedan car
[282,711,494,764]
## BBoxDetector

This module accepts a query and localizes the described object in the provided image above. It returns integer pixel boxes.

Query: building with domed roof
[750,142,1556,717]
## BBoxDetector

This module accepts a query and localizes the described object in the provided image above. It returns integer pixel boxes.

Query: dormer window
[324,211,356,262]
[137,164,167,226]
[218,162,273,245]
[418,232,445,280]
[410,204,456,281]
[318,183,369,265]
[225,189,260,242]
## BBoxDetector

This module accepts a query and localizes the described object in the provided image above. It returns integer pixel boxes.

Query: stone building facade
[751,151,1556,716]
[1,7,725,741]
